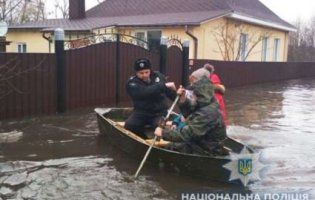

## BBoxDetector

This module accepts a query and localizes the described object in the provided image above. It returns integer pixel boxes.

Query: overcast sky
[259,0,315,23]
[47,0,315,23]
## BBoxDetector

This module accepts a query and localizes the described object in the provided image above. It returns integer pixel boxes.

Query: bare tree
[0,0,47,24]
[54,0,69,19]
[211,20,272,61]
[288,17,315,61]
[0,0,25,23]
[20,0,46,22]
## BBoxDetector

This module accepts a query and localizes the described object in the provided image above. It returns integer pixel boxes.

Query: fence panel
[65,42,117,110]
[191,60,315,87]
[2,47,315,121]
[0,53,56,120]
[166,46,183,86]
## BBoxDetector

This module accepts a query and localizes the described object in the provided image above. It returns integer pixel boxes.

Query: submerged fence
[1,47,315,120]
[191,60,315,87]
[0,34,187,120]
[0,53,56,120]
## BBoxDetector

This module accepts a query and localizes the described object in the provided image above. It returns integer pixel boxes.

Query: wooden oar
[134,95,180,179]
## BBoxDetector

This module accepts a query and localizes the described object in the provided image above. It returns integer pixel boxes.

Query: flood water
[0,78,314,199]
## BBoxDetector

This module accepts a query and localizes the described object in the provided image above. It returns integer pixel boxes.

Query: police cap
[134,58,152,71]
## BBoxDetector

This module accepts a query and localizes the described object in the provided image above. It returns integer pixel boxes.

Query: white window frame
[239,33,248,61]
[17,43,27,53]
[134,30,147,41]
[134,29,161,49]
[261,37,268,61]
[273,38,280,61]
[134,29,148,49]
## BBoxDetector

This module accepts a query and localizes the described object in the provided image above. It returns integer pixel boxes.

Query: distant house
[6,0,295,61]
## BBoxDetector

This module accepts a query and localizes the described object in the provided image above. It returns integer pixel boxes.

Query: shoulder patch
[128,82,137,87]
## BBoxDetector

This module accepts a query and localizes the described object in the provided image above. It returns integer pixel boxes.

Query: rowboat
[95,108,254,183]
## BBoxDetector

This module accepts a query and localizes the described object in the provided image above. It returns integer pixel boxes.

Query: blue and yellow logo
[238,158,252,176]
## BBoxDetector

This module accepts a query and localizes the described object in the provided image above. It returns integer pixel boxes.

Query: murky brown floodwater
[0,78,314,199]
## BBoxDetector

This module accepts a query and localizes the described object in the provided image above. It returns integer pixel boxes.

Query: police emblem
[223,147,265,186]
[140,63,145,68]
[238,158,252,176]
[155,77,160,82]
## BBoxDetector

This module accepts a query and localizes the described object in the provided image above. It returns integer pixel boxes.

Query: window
[261,37,268,61]
[135,31,146,48]
[239,33,248,61]
[147,30,161,51]
[273,38,280,61]
[134,30,161,50]
[17,43,27,53]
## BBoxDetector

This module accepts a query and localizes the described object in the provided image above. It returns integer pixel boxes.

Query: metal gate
[165,38,184,87]
[64,33,160,109]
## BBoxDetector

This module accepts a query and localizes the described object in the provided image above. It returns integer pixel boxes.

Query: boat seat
[116,121,125,127]
[116,121,156,139]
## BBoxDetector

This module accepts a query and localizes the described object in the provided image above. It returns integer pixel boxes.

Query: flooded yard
[1,78,314,199]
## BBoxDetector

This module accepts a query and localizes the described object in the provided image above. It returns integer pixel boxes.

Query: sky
[259,0,315,23]
[47,0,315,24]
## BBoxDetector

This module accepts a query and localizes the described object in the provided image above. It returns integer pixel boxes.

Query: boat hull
[95,108,253,182]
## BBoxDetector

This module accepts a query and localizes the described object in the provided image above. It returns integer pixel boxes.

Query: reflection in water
[226,78,315,196]
[225,82,285,129]
[0,78,315,199]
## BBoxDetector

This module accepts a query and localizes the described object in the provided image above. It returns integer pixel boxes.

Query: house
[6,0,295,61]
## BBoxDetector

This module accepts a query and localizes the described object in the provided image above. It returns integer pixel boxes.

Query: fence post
[115,33,121,106]
[159,36,167,74]
[182,40,190,87]
[54,28,66,113]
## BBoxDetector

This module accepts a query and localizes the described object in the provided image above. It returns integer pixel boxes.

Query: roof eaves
[116,22,200,27]
[228,12,296,32]
[9,26,47,30]
[199,10,233,24]
[41,27,91,32]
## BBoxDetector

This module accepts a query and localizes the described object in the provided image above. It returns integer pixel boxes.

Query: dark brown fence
[166,46,183,86]
[0,39,183,120]
[65,41,160,110]
[65,42,117,110]
[191,60,315,87]
[0,53,56,120]
[4,41,315,120]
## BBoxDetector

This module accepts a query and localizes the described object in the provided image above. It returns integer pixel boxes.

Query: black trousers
[124,111,163,139]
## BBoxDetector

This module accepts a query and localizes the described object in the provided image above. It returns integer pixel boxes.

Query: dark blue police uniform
[124,59,176,138]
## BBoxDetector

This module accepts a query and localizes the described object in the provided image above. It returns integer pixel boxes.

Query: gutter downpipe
[42,32,52,53]
[185,25,198,59]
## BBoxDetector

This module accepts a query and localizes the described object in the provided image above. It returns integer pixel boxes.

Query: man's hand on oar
[154,126,163,137]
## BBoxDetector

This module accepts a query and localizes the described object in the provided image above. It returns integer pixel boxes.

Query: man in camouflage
[154,67,227,155]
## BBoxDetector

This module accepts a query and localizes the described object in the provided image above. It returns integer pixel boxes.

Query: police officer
[124,58,177,138]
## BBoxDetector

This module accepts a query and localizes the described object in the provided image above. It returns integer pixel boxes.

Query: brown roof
[9,10,231,31]
[86,0,230,17]
[9,0,295,31]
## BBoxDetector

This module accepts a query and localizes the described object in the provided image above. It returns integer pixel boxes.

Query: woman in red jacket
[204,63,228,125]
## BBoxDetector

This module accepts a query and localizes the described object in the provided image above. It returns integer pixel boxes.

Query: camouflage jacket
[162,77,226,144]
